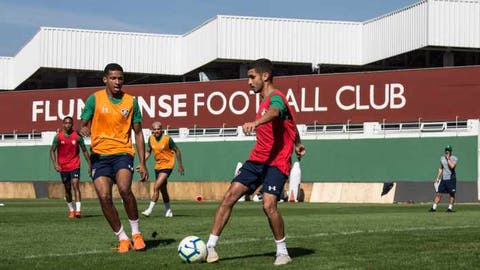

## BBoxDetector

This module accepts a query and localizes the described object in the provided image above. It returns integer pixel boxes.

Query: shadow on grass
[221,247,315,261]
[75,214,103,219]
[145,238,176,250]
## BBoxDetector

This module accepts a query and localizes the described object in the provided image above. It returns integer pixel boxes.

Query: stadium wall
[0,136,475,182]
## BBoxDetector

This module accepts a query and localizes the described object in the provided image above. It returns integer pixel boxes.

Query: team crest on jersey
[261,109,267,116]
[71,140,76,145]
[121,108,129,117]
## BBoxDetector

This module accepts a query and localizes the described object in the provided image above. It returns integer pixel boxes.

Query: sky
[0,0,419,57]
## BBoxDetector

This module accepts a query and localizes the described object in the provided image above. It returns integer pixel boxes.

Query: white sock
[448,204,453,210]
[76,202,81,211]
[147,201,156,212]
[207,234,219,248]
[275,237,288,256]
[67,202,74,211]
[115,225,129,241]
[129,219,140,235]
[164,202,171,211]
[432,203,437,210]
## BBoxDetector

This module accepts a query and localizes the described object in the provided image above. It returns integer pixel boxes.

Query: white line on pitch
[22,225,478,259]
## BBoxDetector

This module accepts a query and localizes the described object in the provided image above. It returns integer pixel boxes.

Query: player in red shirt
[50,116,90,218]
[206,59,306,266]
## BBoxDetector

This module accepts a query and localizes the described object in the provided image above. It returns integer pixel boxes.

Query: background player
[50,116,90,218]
[430,145,458,212]
[141,121,184,217]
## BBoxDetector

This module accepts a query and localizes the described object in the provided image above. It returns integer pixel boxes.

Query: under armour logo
[268,186,276,191]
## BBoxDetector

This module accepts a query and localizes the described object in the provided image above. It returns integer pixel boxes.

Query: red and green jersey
[248,90,297,175]
[52,131,85,172]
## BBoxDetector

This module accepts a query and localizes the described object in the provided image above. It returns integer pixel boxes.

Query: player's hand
[79,126,90,137]
[295,143,306,160]
[178,165,185,176]
[54,163,61,172]
[136,164,148,181]
[242,122,256,135]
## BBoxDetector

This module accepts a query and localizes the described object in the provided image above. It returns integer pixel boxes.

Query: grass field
[1,199,479,269]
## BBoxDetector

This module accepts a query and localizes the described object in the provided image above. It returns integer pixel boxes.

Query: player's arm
[446,156,457,170]
[243,95,287,134]
[132,98,148,181]
[171,138,184,175]
[79,95,95,137]
[49,136,61,171]
[134,123,148,181]
[144,139,152,161]
[294,126,306,160]
[435,164,442,182]
[79,136,91,176]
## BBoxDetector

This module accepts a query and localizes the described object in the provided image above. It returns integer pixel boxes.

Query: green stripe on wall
[0,136,476,182]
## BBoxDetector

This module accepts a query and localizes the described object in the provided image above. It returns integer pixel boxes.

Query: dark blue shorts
[155,169,172,179]
[233,161,287,197]
[60,168,80,183]
[437,178,456,194]
[91,154,134,182]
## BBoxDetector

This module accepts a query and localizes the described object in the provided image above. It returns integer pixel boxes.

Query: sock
[207,234,219,248]
[75,202,81,211]
[164,202,171,211]
[67,202,74,211]
[432,203,437,210]
[115,225,129,241]
[129,219,140,235]
[275,237,288,256]
[448,204,453,210]
[147,201,156,212]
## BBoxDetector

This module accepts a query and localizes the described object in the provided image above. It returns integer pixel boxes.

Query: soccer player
[141,121,184,217]
[50,116,90,218]
[79,63,149,253]
[206,58,306,266]
[430,145,458,212]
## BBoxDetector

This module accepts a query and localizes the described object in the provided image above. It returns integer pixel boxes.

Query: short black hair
[63,116,73,122]
[247,58,274,82]
[104,63,123,75]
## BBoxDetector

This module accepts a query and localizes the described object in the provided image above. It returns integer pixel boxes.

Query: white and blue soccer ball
[177,236,207,263]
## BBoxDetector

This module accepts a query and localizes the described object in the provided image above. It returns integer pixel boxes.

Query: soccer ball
[177,236,207,263]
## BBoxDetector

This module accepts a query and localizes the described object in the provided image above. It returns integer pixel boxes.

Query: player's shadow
[145,238,176,250]
[76,214,103,219]
[221,247,314,261]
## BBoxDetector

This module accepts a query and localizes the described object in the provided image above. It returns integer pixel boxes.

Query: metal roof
[0,0,479,90]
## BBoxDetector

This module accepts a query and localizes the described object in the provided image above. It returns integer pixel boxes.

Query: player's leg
[93,175,131,252]
[91,155,131,253]
[159,173,173,217]
[211,181,249,235]
[206,181,249,263]
[115,155,145,251]
[61,173,75,217]
[261,166,291,265]
[71,169,82,217]
[447,179,456,212]
[142,170,169,217]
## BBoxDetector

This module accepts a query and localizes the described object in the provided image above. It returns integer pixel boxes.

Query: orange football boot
[132,233,146,251]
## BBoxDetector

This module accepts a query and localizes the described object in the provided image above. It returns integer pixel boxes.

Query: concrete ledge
[309,182,396,203]
[0,182,36,199]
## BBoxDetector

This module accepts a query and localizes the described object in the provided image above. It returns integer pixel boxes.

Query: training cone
[195,195,204,202]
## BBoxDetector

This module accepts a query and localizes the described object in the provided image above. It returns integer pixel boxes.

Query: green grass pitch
[1,199,479,269]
